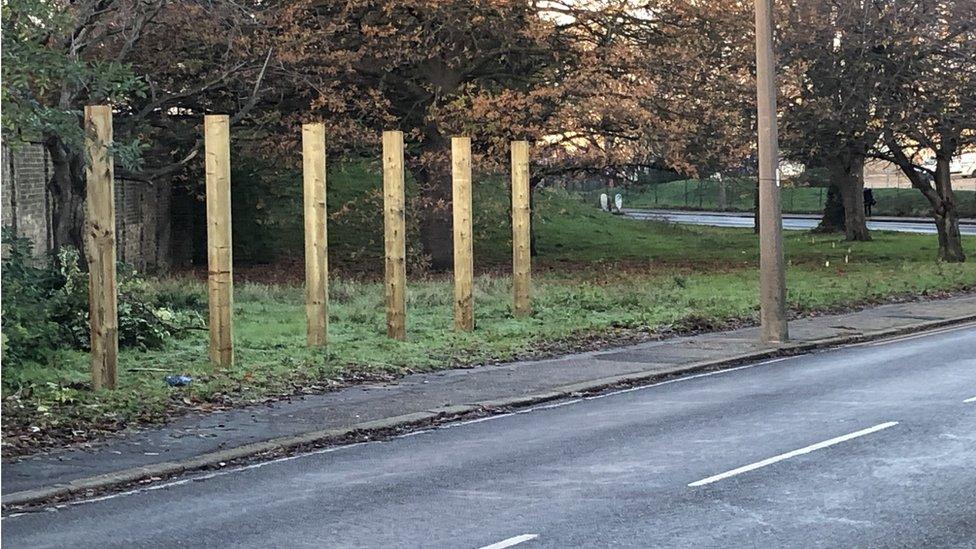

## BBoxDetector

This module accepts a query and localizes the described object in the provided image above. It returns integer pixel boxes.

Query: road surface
[623,209,976,236]
[4,324,976,548]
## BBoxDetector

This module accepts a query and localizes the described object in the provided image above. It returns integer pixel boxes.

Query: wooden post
[303,123,328,346]
[84,105,118,390]
[204,115,234,367]
[452,136,474,331]
[511,140,531,317]
[383,130,407,340]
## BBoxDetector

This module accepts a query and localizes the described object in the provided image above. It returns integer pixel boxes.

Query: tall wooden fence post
[383,130,407,340]
[84,105,118,390]
[511,140,532,317]
[303,123,328,346]
[204,115,234,367]
[452,136,474,331]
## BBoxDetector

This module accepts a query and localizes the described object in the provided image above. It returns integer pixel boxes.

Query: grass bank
[3,183,975,455]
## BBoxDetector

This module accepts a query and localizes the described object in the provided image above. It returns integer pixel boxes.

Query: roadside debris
[164,375,193,387]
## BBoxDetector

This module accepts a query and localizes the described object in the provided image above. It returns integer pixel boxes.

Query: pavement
[3,309,976,547]
[3,293,976,511]
[622,208,976,236]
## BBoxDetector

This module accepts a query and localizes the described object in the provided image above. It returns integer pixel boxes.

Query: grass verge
[3,186,975,456]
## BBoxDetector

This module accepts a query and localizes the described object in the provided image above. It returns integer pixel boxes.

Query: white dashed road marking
[478,533,539,549]
[689,421,900,487]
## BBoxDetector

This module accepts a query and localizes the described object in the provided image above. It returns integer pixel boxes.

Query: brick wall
[1,141,173,271]
[2,142,51,254]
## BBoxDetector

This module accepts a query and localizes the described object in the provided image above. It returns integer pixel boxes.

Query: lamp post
[754,0,789,343]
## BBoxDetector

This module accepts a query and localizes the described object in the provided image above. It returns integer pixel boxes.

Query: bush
[1,235,203,373]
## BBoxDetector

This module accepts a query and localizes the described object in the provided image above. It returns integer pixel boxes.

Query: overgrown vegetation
[1,235,203,410]
[2,187,974,455]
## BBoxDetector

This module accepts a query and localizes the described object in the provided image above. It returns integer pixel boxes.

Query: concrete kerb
[4,312,975,510]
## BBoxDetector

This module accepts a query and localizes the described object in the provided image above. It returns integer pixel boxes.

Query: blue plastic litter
[165,375,193,387]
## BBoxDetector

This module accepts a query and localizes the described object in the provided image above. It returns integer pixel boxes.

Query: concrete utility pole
[754,0,789,343]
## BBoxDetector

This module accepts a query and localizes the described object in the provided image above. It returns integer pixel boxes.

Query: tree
[3,0,146,250]
[270,0,559,268]
[872,0,974,262]
[778,0,890,241]
[1,0,270,251]
[273,0,759,268]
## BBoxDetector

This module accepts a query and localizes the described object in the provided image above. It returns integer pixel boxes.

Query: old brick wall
[1,142,52,254]
[1,141,173,271]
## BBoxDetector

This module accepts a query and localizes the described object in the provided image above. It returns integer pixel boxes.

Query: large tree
[872,0,974,262]
[272,0,758,268]
[1,0,270,251]
[778,0,891,241]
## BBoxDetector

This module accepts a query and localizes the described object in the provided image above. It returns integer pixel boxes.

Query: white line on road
[688,421,900,487]
[478,534,539,549]
[964,396,976,404]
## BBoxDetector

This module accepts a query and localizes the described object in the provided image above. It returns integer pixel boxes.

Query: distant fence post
[717,176,727,211]
[452,136,474,331]
[204,115,234,367]
[84,105,118,390]
[511,140,532,317]
[383,130,407,340]
[303,123,328,346]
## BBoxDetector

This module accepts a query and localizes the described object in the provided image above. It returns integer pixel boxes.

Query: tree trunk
[933,157,966,262]
[934,209,965,262]
[814,182,845,233]
[45,135,87,252]
[884,131,965,263]
[830,154,870,241]
[529,177,538,257]
[411,137,454,271]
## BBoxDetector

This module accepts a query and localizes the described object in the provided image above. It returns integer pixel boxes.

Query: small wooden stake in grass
[511,140,532,317]
[204,115,234,367]
[383,130,407,340]
[452,136,474,331]
[84,105,118,390]
[303,123,328,346]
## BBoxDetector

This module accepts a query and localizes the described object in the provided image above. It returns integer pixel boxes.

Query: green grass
[599,179,976,218]
[4,171,976,454]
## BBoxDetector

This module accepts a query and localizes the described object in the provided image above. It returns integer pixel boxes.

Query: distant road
[622,209,976,236]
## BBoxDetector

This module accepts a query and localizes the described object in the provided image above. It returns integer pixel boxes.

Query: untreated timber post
[84,105,118,390]
[452,136,474,331]
[383,130,407,340]
[204,115,234,367]
[303,123,328,346]
[511,140,531,317]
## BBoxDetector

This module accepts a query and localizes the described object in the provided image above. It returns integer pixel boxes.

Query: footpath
[3,294,976,507]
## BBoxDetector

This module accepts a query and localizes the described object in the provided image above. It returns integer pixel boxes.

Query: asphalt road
[4,324,976,548]
[623,209,976,236]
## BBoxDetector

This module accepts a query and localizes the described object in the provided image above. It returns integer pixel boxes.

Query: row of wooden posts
[83,107,533,389]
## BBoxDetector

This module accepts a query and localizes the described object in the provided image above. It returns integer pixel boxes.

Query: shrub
[1,235,203,374]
